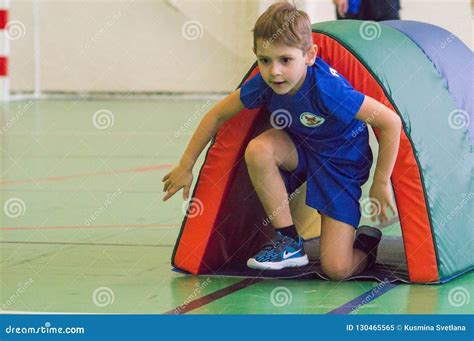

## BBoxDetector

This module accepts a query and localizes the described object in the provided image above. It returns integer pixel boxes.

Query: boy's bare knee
[321,261,351,281]
[325,269,350,281]
[245,138,273,165]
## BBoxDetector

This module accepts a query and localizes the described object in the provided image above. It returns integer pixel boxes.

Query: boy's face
[255,39,317,96]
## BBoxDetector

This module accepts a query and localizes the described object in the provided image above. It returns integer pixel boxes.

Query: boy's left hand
[368,181,397,223]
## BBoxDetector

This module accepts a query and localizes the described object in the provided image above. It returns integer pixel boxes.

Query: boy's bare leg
[319,214,368,280]
[244,128,299,228]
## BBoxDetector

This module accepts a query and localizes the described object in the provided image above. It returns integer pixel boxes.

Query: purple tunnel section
[383,20,474,142]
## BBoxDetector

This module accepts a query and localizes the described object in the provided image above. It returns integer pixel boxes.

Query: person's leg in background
[366,0,400,20]
[335,0,400,21]
[334,0,363,20]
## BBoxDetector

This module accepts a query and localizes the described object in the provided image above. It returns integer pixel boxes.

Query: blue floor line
[327,282,398,314]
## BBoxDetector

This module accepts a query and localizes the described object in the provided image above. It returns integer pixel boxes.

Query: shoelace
[261,240,282,252]
[260,238,291,256]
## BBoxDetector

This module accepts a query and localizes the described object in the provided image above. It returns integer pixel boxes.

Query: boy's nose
[270,65,281,76]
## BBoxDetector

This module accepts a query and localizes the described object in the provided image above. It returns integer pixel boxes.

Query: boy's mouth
[271,80,286,86]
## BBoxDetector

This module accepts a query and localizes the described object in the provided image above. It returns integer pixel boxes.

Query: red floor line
[0,163,173,185]
[0,241,174,248]
[0,223,179,231]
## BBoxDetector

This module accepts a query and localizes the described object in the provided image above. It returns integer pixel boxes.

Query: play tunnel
[171,20,473,284]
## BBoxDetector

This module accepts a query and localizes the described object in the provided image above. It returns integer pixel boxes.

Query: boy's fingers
[371,199,377,214]
[371,198,379,216]
[380,205,388,223]
[162,173,170,182]
[163,187,177,201]
[183,185,190,201]
[389,201,397,216]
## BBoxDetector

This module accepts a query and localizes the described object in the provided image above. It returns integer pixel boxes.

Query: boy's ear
[306,44,318,65]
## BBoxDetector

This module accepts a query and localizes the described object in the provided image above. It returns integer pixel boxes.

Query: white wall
[8,0,473,94]
[10,0,260,93]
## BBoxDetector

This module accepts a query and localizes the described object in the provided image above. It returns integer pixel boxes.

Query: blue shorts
[281,133,372,228]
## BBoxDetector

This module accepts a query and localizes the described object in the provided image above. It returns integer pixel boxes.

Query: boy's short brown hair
[253,1,313,52]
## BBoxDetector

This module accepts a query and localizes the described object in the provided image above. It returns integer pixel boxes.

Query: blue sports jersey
[240,57,373,228]
[240,57,369,166]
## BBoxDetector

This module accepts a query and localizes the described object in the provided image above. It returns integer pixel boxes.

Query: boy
[162,2,400,280]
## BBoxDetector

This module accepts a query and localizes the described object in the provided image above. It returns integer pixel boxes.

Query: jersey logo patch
[300,112,325,127]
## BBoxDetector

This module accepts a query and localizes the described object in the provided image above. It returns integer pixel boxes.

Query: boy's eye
[281,57,292,64]
[259,58,269,64]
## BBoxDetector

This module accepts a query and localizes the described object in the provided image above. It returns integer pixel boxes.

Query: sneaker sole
[246,255,309,270]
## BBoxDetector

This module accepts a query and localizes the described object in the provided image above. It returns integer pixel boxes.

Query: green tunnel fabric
[311,20,473,281]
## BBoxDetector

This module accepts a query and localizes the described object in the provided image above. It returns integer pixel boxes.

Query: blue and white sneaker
[247,231,309,270]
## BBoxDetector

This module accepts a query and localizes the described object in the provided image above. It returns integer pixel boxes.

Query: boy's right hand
[162,164,193,201]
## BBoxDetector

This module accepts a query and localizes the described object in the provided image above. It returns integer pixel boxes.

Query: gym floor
[1,99,472,314]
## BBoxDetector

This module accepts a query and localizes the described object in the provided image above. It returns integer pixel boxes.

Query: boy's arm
[179,89,245,170]
[162,89,245,201]
[355,95,402,223]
